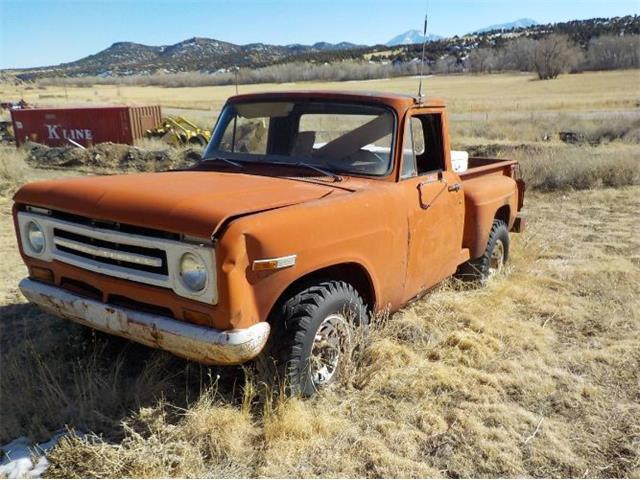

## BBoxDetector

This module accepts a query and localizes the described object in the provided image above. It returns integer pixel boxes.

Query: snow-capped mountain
[473,18,539,34]
[386,30,443,47]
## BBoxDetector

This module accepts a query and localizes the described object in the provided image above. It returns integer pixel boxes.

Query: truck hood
[14,170,343,239]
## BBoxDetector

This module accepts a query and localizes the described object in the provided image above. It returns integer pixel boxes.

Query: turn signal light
[252,254,297,271]
[29,266,54,284]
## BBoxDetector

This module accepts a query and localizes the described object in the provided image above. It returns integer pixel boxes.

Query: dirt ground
[23,140,201,173]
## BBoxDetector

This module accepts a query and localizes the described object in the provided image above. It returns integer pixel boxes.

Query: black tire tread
[458,219,509,281]
[256,280,366,394]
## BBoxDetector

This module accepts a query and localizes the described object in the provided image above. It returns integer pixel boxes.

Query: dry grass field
[1,70,639,478]
[2,69,639,124]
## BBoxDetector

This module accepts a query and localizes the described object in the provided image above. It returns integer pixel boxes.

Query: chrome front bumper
[19,278,270,365]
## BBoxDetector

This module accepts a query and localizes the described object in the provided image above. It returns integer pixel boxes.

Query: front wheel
[256,280,368,396]
[458,219,510,282]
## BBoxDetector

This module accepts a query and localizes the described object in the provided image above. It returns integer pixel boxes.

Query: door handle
[448,183,462,192]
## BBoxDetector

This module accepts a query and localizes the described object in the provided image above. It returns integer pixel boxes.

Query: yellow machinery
[145,116,211,146]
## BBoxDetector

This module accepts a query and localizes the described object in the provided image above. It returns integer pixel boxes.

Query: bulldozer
[145,116,210,146]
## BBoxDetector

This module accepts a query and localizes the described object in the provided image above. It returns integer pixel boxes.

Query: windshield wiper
[292,161,342,182]
[200,156,245,169]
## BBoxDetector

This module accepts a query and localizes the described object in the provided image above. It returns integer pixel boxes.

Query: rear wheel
[458,219,509,282]
[256,280,368,396]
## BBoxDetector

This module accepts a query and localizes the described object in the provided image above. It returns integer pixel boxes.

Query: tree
[533,34,582,79]
[498,37,537,71]
[434,55,461,74]
[468,48,497,73]
[586,35,640,70]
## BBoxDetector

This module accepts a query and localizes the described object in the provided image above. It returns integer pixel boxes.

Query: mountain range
[385,19,540,46]
[4,15,638,80]
[22,38,368,77]
[473,18,538,34]
[386,31,443,47]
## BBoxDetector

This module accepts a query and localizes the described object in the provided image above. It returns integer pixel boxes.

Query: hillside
[396,15,639,65]
[3,15,638,80]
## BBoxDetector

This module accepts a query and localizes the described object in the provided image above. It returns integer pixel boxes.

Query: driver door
[399,111,465,301]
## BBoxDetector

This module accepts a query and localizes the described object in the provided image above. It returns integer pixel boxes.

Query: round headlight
[26,221,45,254]
[179,252,207,291]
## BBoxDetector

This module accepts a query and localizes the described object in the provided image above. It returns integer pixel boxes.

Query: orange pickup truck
[13,91,525,394]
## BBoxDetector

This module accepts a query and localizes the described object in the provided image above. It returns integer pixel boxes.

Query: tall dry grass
[451,114,640,191]
[460,142,640,191]
[0,147,27,196]
[2,188,638,478]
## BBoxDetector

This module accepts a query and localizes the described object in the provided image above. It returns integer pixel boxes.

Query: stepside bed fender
[461,175,518,259]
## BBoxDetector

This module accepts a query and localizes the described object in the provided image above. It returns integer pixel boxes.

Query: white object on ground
[0,431,71,479]
[451,150,469,173]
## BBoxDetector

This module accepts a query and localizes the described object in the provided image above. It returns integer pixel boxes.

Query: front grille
[18,208,218,304]
[53,228,168,275]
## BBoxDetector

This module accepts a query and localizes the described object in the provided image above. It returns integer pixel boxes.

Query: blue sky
[1,0,638,69]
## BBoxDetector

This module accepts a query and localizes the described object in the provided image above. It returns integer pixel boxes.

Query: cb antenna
[417,3,429,103]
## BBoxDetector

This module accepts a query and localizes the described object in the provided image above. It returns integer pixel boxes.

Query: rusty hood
[14,170,342,238]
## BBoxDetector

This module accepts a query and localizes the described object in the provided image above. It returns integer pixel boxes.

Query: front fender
[214,188,406,328]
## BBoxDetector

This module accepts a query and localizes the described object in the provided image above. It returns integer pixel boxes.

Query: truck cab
[13,91,525,395]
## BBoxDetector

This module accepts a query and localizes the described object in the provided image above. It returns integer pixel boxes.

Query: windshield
[203,101,396,176]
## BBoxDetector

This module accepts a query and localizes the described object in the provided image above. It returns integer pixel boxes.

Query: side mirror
[418,173,448,210]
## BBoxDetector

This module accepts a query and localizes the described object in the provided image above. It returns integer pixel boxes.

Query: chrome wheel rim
[488,239,505,276]
[309,313,349,387]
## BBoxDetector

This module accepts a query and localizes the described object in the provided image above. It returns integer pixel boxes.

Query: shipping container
[11,105,162,147]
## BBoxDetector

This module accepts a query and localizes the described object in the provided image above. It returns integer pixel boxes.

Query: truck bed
[461,156,524,211]
[459,157,518,180]
[458,156,526,249]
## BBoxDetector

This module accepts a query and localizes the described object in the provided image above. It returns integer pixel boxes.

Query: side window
[401,115,443,178]
[401,119,417,179]
[415,114,444,174]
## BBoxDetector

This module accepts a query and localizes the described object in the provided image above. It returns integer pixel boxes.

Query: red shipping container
[11,105,162,147]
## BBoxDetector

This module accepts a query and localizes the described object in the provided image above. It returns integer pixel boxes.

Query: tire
[458,219,509,282]
[256,280,368,396]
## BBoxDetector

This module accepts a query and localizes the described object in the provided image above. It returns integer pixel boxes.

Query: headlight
[26,221,46,254]
[179,252,207,291]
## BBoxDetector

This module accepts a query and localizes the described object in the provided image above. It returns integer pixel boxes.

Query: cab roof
[227,90,446,113]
